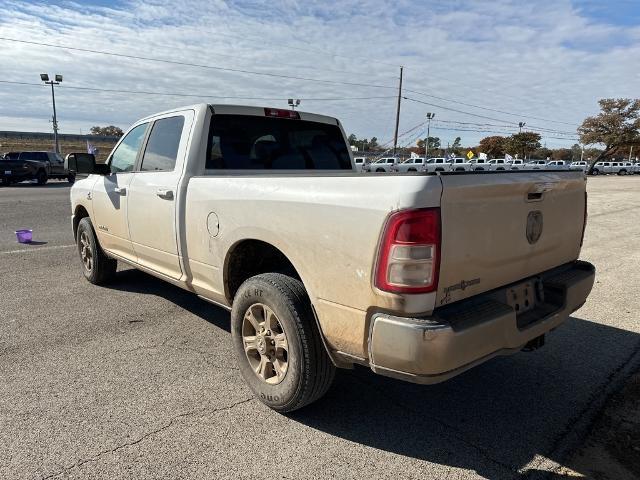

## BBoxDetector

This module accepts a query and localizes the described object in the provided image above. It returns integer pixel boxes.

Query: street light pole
[518,121,526,133]
[40,73,63,154]
[425,112,435,158]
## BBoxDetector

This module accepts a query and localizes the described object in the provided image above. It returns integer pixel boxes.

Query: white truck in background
[68,103,595,413]
[447,157,474,172]
[421,157,451,173]
[394,157,426,172]
[363,157,398,172]
[546,160,570,171]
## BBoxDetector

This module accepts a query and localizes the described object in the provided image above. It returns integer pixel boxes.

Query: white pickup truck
[447,157,474,172]
[363,156,398,172]
[394,157,426,172]
[421,157,451,173]
[68,104,595,412]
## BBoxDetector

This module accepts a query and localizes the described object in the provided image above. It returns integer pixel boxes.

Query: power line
[404,87,579,127]
[0,79,396,102]
[0,37,399,91]
[433,119,577,136]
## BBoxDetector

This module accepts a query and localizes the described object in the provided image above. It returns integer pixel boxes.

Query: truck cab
[421,157,450,173]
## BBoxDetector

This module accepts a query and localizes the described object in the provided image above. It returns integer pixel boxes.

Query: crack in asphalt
[39,397,255,479]
[525,337,640,479]
[349,373,520,477]
[115,337,239,371]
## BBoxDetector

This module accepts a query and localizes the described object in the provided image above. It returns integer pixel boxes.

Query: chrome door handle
[156,188,174,200]
[114,186,127,195]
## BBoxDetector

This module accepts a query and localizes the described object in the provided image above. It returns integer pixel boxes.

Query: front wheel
[76,217,117,285]
[68,173,76,184]
[36,170,48,185]
[231,273,335,412]
[591,169,600,176]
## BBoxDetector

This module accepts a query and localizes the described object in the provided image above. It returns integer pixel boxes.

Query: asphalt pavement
[1,176,639,479]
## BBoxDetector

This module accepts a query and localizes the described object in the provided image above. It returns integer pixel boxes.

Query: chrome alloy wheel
[79,231,93,272]
[242,303,289,385]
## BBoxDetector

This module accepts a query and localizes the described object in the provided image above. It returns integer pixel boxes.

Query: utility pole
[425,112,435,158]
[392,66,403,156]
[40,73,63,154]
[629,146,633,161]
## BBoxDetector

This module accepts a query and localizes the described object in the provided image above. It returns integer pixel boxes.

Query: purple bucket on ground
[15,229,33,243]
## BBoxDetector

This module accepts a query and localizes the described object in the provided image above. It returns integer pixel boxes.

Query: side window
[140,116,185,172]
[110,123,148,173]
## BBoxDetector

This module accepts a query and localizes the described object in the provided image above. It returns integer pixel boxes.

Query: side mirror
[65,153,110,175]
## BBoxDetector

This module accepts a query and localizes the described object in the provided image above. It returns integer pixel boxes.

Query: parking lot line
[0,244,75,255]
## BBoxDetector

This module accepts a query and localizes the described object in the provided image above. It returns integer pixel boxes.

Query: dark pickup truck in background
[0,151,76,185]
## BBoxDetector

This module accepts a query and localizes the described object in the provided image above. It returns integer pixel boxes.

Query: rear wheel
[619,169,627,175]
[592,169,600,176]
[68,173,76,184]
[36,170,48,185]
[76,217,117,285]
[231,273,335,412]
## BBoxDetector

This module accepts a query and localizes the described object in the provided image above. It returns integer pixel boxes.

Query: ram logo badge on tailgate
[526,210,543,244]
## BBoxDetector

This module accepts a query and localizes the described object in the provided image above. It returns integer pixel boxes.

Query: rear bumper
[368,260,595,384]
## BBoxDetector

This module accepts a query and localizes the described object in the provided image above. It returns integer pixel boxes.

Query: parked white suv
[618,162,634,175]
[591,161,627,175]
[421,157,451,173]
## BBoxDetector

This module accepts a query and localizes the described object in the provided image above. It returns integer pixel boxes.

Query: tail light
[375,208,441,294]
[580,191,588,247]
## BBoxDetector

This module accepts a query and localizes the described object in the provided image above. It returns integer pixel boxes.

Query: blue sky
[0,0,638,149]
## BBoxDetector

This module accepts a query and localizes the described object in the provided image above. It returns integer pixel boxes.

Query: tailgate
[436,171,586,306]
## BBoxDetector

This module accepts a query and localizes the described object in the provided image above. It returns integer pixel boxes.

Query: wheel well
[73,205,90,239]
[225,240,300,304]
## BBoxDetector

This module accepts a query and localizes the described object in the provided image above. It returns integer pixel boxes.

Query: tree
[578,98,640,172]
[532,147,553,160]
[552,148,572,161]
[416,137,440,156]
[478,136,506,158]
[347,133,357,145]
[90,125,123,137]
[451,136,462,155]
[506,132,541,159]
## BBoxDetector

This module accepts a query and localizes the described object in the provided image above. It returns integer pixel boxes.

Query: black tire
[231,273,335,413]
[36,170,48,185]
[591,169,600,176]
[0,177,8,186]
[76,217,117,285]
[68,173,76,184]
[619,170,627,176]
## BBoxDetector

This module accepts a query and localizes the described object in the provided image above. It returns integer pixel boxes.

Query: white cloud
[0,0,638,148]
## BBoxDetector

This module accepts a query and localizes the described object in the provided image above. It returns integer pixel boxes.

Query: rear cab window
[206,114,351,170]
[140,116,185,172]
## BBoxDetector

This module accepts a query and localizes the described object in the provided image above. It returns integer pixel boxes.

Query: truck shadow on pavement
[108,268,231,333]
[289,317,639,480]
[103,269,637,479]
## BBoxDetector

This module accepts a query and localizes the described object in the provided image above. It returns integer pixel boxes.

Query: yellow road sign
[467,150,474,159]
